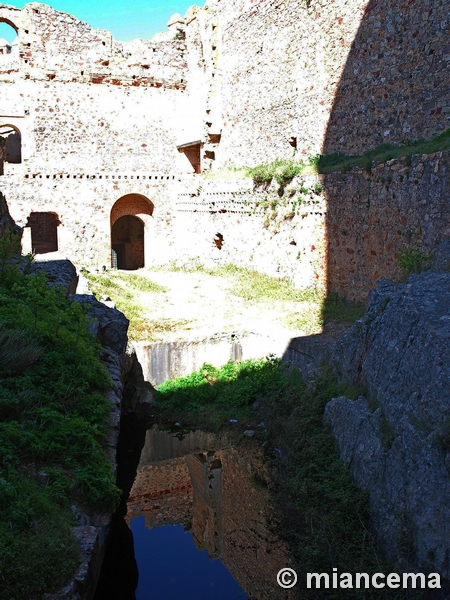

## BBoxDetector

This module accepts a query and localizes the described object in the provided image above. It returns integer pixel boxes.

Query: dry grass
[84,265,362,342]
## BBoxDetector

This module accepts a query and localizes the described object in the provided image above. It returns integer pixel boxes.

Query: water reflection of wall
[127,428,295,600]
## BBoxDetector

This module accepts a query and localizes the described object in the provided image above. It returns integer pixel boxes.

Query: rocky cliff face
[326,259,450,588]
[0,190,21,240]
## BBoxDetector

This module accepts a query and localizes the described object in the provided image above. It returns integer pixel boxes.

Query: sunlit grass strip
[84,270,169,341]
[156,356,284,429]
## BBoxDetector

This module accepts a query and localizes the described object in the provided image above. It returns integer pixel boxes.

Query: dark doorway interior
[111,215,144,270]
[5,130,21,163]
[29,212,58,254]
[0,127,21,163]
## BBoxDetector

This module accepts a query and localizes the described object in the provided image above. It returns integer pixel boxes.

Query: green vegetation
[243,129,450,185]
[84,270,169,341]
[317,128,450,174]
[397,245,431,275]
[246,157,310,185]
[206,263,320,303]
[88,264,363,340]
[156,356,283,429]
[0,235,120,599]
[157,359,407,598]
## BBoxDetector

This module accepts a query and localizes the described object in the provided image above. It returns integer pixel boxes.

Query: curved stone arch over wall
[0,13,20,35]
[110,194,155,270]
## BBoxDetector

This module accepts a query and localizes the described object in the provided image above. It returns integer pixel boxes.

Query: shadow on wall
[321,0,450,301]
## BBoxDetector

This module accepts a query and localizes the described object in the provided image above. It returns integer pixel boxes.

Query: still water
[130,520,246,599]
[96,426,295,600]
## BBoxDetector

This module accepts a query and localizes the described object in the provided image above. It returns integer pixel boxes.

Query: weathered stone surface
[30,257,78,294]
[431,240,450,273]
[0,1,449,300]
[326,271,450,583]
[0,190,21,239]
[69,293,129,355]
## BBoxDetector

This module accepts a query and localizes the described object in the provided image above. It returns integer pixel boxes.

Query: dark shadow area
[320,0,450,302]
[322,0,449,157]
[0,125,21,164]
[27,211,59,254]
[111,215,144,270]
[110,194,154,270]
[93,334,450,598]
[93,413,146,600]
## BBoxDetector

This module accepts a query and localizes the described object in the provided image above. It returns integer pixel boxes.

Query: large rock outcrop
[325,267,450,588]
[0,190,21,240]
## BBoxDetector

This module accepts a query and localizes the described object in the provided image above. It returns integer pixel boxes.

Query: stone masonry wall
[172,149,450,302]
[0,0,450,300]
[174,175,327,290]
[325,151,450,300]
[0,174,181,268]
[0,80,187,172]
[185,0,450,169]
[0,2,187,87]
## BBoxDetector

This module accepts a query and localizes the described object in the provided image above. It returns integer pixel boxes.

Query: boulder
[69,294,129,355]
[0,190,21,240]
[327,271,450,588]
[30,258,78,295]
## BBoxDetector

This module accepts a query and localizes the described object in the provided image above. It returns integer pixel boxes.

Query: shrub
[397,245,430,275]
[0,264,120,597]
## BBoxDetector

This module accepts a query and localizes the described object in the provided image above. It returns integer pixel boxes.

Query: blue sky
[0,0,196,42]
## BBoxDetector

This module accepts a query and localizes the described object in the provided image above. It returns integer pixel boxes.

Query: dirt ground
[114,268,324,342]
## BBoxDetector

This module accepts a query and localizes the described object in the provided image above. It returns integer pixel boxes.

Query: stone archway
[110,194,154,270]
[111,215,145,270]
[0,124,21,164]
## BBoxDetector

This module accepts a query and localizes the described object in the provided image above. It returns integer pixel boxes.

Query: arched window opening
[110,194,154,270]
[0,20,18,45]
[0,21,18,60]
[111,215,144,270]
[0,125,21,164]
[28,212,59,254]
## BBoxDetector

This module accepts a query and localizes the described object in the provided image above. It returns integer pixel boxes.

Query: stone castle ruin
[1,0,449,299]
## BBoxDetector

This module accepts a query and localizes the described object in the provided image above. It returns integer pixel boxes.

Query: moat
[95,426,294,600]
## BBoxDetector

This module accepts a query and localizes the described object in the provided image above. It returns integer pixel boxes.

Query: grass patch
[243,129,450,184]
[317,128,450,174]
[321,293,366,324]
[84,270,168,341]
[204,166,248,180]
[397,245,431,276]
[265,368,408,598]
[0,242,120,598]
[209,264,320,303]
[283,302,324,334]
[156,360,407,598]
[155,356,283,429]
[246,158,304,186]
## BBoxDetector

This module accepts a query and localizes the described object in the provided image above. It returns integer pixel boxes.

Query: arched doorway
[110,194,154,270]
[0,124,21,164]
[111,215,145,270]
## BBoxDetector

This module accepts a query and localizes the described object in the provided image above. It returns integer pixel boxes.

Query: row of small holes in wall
[179,192,251,197]
[24,174,177,180]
